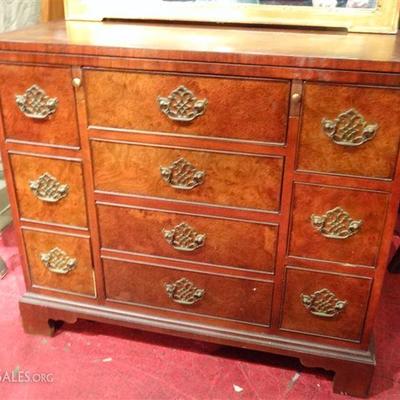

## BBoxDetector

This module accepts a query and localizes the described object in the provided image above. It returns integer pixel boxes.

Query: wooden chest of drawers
[1,20,400,398]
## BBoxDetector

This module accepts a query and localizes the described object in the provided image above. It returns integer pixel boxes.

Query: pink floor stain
[0,224,399,400]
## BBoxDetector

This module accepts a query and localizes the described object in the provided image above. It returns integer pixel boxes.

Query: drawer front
[10,154,88,228]
[92,141,283,212]
[297,82,400,179]
[23,229,95,297]
[281,267,372,342]
[288,183,388,267]
[0,64,79,147]
[84,70,289,144]
[98,204,278,273]
[104,259,273,326]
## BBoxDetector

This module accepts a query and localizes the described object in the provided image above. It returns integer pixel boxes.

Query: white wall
[0,0,41,33]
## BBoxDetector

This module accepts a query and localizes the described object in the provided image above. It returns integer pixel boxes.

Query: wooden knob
[72,77,82,88]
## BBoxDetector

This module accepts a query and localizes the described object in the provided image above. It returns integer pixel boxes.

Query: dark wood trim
[73,66,106,304]
[19,291,376,366]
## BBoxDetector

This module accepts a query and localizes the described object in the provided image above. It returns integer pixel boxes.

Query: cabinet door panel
[298,83,400,179]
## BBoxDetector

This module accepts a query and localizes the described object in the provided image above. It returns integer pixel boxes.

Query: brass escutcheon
[301,288,347,318]
[165,277,205,305]
[158,85,207,122]
[16,84,58,119]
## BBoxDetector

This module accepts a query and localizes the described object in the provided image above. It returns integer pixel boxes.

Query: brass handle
[160,157,205,190]
[16,84,58,120]
[158,85,208,122]
[165,278,205,305]
[322,108,378,147]
[40,247,77,275]
[311,206,362,240]
[29,172,69,203]
[163,222,206,252]
[301,288,347,318]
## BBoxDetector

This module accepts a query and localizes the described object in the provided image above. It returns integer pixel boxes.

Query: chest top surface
[0,20,399,72]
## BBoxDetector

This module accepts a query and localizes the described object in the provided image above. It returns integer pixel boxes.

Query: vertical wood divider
[72,66,105,302]
[270,80,303,331]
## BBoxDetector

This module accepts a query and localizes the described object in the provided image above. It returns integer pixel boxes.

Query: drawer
[0,64,79,147]
[104,258,273,326]
[288,183,388,267]
[23,229,95,297]
[281,267,372,342]
[98,204,278,273]
[10,154,88,228]
[92,141,283,212]
[297,82,400,179]
[84,69,289,145]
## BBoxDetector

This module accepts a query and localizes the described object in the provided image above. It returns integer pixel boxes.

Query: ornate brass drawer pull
[163,222,206,252]
[29,172,69,203]
[16,84,58,120]
[160,157,205,190]
[311,206,362,239]
[158,85,208,122]
[165,277,205,305]
[40,247,77,275]
[301,288,347,318]
[322,108,378,147]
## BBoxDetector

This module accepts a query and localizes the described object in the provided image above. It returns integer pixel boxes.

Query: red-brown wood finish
[91,140,284,212]
[1,20,400,398]
[281,266,372,342]
[0,64,80,148]
[10,153,88,228]
[97,203,278,273]
[297,82,400,179]
[84,69,290,145]
[103,258,273,326]
[22,228,95,297]
[288,182,389,267]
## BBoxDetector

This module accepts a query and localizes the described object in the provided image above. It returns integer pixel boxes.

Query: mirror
[161,0,378,8]
[64,0,398,34]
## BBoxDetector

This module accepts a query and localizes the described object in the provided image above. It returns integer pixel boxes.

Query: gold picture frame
[64,0,399,34]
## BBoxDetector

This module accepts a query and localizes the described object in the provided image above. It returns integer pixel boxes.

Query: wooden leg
[332,361,374,398]
[19,300,78,336]
[300,355,375,398]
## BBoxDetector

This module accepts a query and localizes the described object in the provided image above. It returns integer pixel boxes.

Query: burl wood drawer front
[92,141,283,212]
[104,258,273,326]
[289,183,388,267]
[98,204,278,273]
[297,82,400,179]
[281,267,372,342]
[84,69,289,144]
[0,64,79,147]
[23,229,95,297]
[10,154,88,228]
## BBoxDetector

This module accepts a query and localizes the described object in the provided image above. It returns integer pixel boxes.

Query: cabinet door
[281,266,372,342]
[0,64,79,148]
[23,229,95,297]
[10,154,88,229]
[288,183,388,267]
[297,82,400,179]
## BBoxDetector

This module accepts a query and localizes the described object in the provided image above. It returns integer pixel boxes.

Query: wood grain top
[0,20,400,72]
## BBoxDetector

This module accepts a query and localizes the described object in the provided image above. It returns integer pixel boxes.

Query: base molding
[20,292,376,397]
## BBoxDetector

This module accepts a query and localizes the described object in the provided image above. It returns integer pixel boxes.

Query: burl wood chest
[0,20,400,397]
